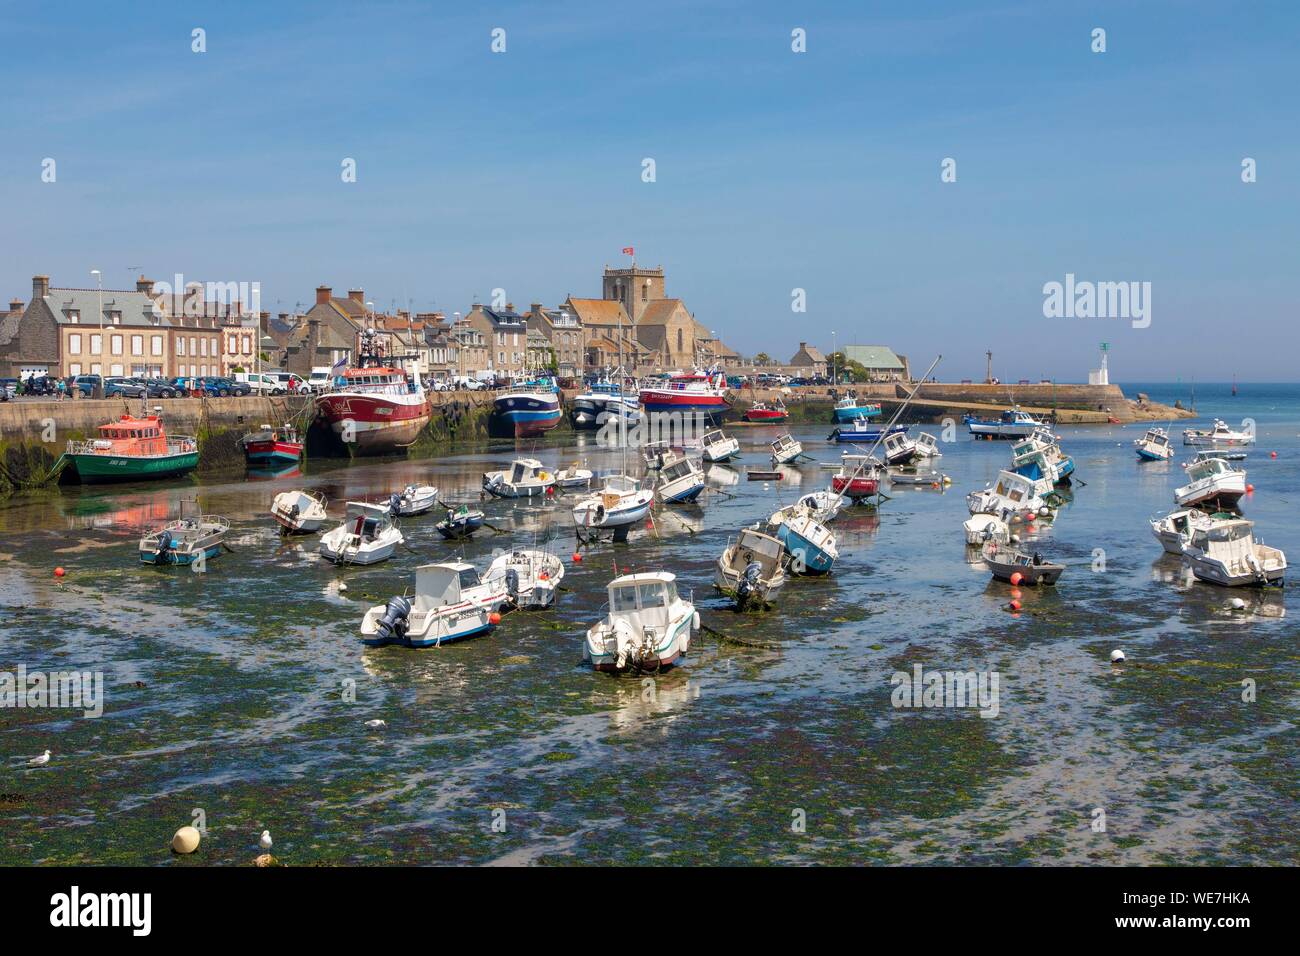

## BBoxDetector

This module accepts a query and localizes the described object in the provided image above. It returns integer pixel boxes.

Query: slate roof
[843,345,905,370]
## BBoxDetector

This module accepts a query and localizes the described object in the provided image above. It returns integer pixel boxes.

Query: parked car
[171,376,221,396]
[104,377,148,398]
[307,367,335,394]
[208,376,251,397]
[235,372,288,395]
[0,378,14,400]
[21,375,57,396]
[138,377,179,398]
[72,374,104,397]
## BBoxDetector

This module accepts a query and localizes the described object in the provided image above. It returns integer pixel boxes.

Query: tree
[826,351,870,383]
[754,352,771,366]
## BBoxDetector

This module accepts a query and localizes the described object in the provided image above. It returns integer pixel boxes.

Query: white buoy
[27,749,51,767]
[1228,597,1246,610]
[1110,649,1126,664]
[338,582,348,593]
[1009,534,1020,544]
[259,829,273,852]
[172,826,201,854]
[364,719,386,729]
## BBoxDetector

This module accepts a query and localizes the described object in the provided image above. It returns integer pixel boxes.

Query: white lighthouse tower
[1089,342,1110,386]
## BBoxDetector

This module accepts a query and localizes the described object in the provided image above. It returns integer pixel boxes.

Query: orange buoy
[1246,484,1255,493]
[488,612,501,625]
[571,552,582,563]
[1009,599,1022,611]
[1026,513,1036,524]
[1271,451,1278,459]
[1010,572,1023,586]
[539,572,549,581]
[54,567,65,578]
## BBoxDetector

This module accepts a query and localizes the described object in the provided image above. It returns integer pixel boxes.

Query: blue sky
[1,0,1296,381]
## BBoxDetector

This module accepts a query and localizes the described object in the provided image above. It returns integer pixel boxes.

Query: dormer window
[67,310,80,324]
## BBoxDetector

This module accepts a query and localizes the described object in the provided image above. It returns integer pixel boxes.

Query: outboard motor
[504,568,520,601]
[737,560,763,603]
[374,595,412,643]
[387,493,402,517]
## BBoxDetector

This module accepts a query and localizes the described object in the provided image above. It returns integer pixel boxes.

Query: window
[67,310,80,324]
[642,285,648,302]
[90,362,101,374]
[200,338,208,357]
[189,336,197,356]
[177,337,186,356]
[131,335,143,355]
[90,334,102,355]
[69,334,81,355]
[70,363,82,376]
[111,335,123,355]
[110,364,123,376]
[677,329,683,353]
[151,335,163,356]
[111,312,120,325]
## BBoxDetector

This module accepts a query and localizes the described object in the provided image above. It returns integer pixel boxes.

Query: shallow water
[1,382,1297,865]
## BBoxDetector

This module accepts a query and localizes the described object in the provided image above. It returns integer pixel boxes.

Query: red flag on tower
[621,246,634,256]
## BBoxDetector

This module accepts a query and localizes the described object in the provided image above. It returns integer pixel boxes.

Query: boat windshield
[611,584,639,612]
[510,463,526,483]
[703,430,723,444]
[458,568,481,590]
[663,460,691,481]
[637,583,667,608]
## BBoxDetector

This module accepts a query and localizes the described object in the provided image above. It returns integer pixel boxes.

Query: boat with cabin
[770,433,803,465]
[569,374,640,430]
[768,504,837,575]
[833,394,882,423]
[57,414,198,484]
[139,514,229,565]
[1150,508,1220,555]
[966,470,1047,518]
[964,407,1045,440]
[881,430,923,466]
[319,501,404,565]
[744,399,789,423]
[830,454,883,500]
[572,474,655,539]
[701,428,741,463]
[1182,419,1254,447]
[1174,456,1247,509]
[638,369,730,425]
[240,423,303,466]
[829,417,908,443]
[360,561,508,648]
[715,526,787,610]
[482,458,556,498]
[271,489,329,533]
[1135,426,1175,461]
[655,451,706,503]
[314,329,428,455]
[492,375,563,438]
[584,572,699,673]
[1181,518,1285,587]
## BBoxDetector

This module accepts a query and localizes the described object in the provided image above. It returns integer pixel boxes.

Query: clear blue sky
[1,0,1296,381]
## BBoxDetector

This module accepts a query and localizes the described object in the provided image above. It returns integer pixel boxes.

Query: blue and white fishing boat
[1010,438,1059,494]
[569,375,640,430]
[768,504,837,575]
[964,406,1045,440]
[492,376,562,437]
[829,416,908,443]
[656,451,706,503]
[1135,426,1175,461]
[584,572,699,673]
[833,395,882,423]
[360,561,509,648]
[139,515,229,565]
[572,474,655,539]
[435,504,486,539]
[1029,426,1074,481]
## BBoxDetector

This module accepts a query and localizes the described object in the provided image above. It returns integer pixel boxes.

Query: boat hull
[831,475,879,498]
[745,409,788,423]
[139,543,222,565]
[316,393,429,455]
[243,440,302,465]
[830,424,908,443]
[638,390,729,426]
[834,404,880,423]
[492,393,563,437]
[66,451,198,484]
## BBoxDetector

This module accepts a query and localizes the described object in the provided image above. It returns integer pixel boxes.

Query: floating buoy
[489,612,502,625]
[1026,513,1036,524]
[1110,649,1126,664]
[1246,484,1254,493]
[1010,572,1023,586]
[1271,451,1278,459]
[338,582,348,592]
[1228,597,1246,610]
[546,486,554,496]
[538,572,549,581]
[171,825,201,854]
[1008,599,1021,611]
[1009,534,1020,544]
[571,552,582,563]
[364,719,386,728]
[54,567,65,578]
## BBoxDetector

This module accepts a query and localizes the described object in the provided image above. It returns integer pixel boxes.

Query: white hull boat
[555,465,594,490]
[584,572,699,673]
[656,452,706,503]
[1150,508,1219,555]
[1183,419,1253,447]
[139,515,229,566]
[1135,427,1175,461]
[797,490,842,523]
[966,470,1047,518]
[360,561,508,647]
[320,502,403,565]
[964,513,1010,546]
[271,489,328,533]
[913,432,943,459]
[387,484,438,517]
[715,527,787,609]
[770,434,803,466]
[1182,519,1285,587]
[485,549,565,609]
[701,428,741,463]
[1174,456,1247,509]
[483,457,556,498]
[572,474,654,538]
[881,430,922,466]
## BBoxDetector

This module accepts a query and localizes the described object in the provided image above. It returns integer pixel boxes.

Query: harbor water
[1,383,1297,865]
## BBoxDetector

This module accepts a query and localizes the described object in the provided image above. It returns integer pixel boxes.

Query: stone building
[463,303,529,380]
[525,302,585,378]
[789,341,827,377]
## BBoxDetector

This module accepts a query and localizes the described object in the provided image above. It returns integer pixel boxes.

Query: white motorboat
[320,502,404,565]
[715,527,787,610]
[797,490,842,523]
[966,470,1047,518]
[387,484,439,517]
[964,513,1010,546]
[913,432,943,459]
[584,571,699,673]
[139,515,229,566]
[572,474,655,538]
[1182,519,1285,587]
[360,561,509,647]
[1135,426,1175,461]
[881,430,922,466]
[1150,508,1219,555]
[482,457,556,498]
[656,451,706,503]
[555,464,594,490]
[271,489,328,533]
[485,549,566,609]
[768,504,837,575]
[643,440,672,470]
[1183,419,1254,447]
[701,428,741,463]
[1174,456,1247,509]
[890,468,950,487]
[964,406,1045,440]
[770,433,803,466]
[1009,440,1059,495]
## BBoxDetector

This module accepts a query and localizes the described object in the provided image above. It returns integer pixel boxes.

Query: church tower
[602,263,665,325]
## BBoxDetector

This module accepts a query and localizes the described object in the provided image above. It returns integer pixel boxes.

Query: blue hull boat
[829,422,908,443]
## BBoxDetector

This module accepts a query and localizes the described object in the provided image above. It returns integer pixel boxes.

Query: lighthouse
[1089,342,1110,386]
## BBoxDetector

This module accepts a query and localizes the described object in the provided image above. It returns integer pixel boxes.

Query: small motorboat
[1135,426,1175,461]
[485,549,565,609]
[387,484,439,517]
[797,490,842,522]
[768,504,837,575]
[983,542,1064,585]
[139,515,229,565]
[1181,518,1286,587]
[240,423,304,466]
[1174,456,1247,509]
[715,527,787,610]
[655,452,706,503]
[1150,508,1219,555]
[747,469,782,481]
[833,394,881,423]
[829,417,908,443]
[1183,419,1254,447]
[572,474,655,539]
[890,469,951,487]
[271,489,328,533]
[964,513,1010,546]
[555,464,594,490]
[435,504,486,539]
[320,502,404,565]
[965,406,1045,440]
[881,430,922,466]
[584,571,699,673]
[482,458,556,498]
[642,440,672,470]
[769,433,803,466]
[701,428,741,463]
[830,454,882,500]
[1192,448,1247,463]
[1028,426,1075,482]
[912,432,943,459]
[744,400,789,423]
[966,470,1047,518]
[360,561,508,648]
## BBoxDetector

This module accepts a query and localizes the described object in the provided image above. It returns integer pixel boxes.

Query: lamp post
[832,330,837,385]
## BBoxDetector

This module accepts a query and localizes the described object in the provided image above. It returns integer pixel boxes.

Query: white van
[308,367,335,394]
[235,372,289,395]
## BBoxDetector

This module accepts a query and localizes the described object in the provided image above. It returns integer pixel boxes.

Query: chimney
[316,285,332,306]
[33,275,50,299]
[136,275,155,294]
[9,298,24,313]
[348,289,364,305]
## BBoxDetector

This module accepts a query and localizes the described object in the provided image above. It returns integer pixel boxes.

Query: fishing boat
[1174,456,1247,509]
[572,474,654,538]
[1192,448,1246,463]
[360,562,507,648]
[239,423,303,466]
[314,330,428,455]
[482,458,556,498]
[770,433,803,465]
[1149,508,1219,555]
[881,430,923,466]
[319,501,404,565]
[913,432,943,459]
[833,395,881,423]
[1182,519,1286,587]
[964,407,1045,440]
[569,376,640,430]
[435,504,485,539]
[492,376,562,438]
[56,414,198,484]
[655,451,706,503]
[1009,439,1059,495]
[1182,419,1254,447]
[744,399,789,423]
[1134,426,1175,461]
[983,542,1064,585]
[1028,426,1075,482]
[485,549,566,609]
[964,513,1010,546]
[271,489,328,533]
[638,369,730,426]
[966,470,1047,518]
[715,527,787,610]
[768,504,837,575]
[555,464,594,490]
[828,417,908,443]
[139,514,229,565]
[797,490,842,522]
[583,572,699,673]
[642,440,672,470]
[386,484,439,517]
[701,428,741,463]
[830,454,882,500]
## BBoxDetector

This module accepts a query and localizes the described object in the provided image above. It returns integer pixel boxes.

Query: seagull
[259,829,272,852]
[364,719,387,729]
[28,750,51,767]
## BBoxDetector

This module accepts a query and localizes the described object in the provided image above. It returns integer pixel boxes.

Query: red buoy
[1010,572,1023,586]
[489,612,501,625]
[54,567,65,578]
[1026,513,1036,524]
[546,486,554,496]
[1247,484,1255,493]
[1271,451,1278,459]
[571,552,582,563]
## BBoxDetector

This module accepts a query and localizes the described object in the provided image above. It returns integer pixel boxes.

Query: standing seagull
[259,830,272,852]
[28,750,51,767]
